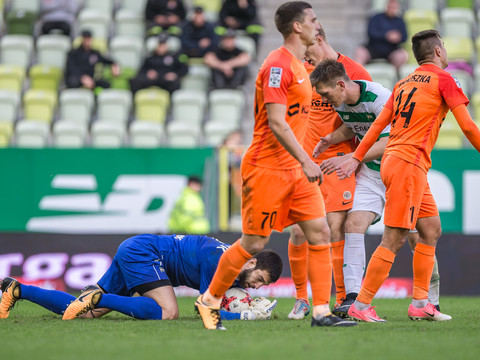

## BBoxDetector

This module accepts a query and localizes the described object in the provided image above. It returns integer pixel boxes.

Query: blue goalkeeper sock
[97,294,163,320]
[220,309,241,320]
[20,285,75,315]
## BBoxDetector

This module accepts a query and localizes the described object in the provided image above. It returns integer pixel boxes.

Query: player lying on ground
[0,234,282,321]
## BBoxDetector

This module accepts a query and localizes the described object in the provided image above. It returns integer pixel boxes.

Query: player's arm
[312,123,355,158]
[362,135,388,163]
[336,107,393,179]
[452,104,480,152]
[267,103,323,184]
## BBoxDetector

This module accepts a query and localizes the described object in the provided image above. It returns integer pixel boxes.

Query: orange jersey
[243,47,312,169]
[303,53,372,161]
[384,64,469,172]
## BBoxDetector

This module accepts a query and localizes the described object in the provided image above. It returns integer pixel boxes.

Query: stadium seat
[121,0,148,15]
[166,121,201,148]
[444,36,474,63]
[403,9,439,39]
[447,0,474,8]
[109,36,145,72]
[171,89,207,126]
[134,87,170,123]
[6,9,36,35]
[91,120,126,148]
[406,0,438,11]
[59,88,95,126]
[97,89,133,124]
[398,64,417,80]
[15,120,50,148]
[129,120,164,148]
[0,65,25,93]
[180,65,211,92]
[115,9,145,38]
[209,89,245,125]
[0,90,20,124]
[204,120,238,147]
[0,34,34,68]
[36,34,71,71]
[52,121,88,148]
[10,0,40,13]
[84,0,115,14]
[145,35,182,54]
[77,8,111,40]
[440,8,475,39]
[23,90,57,123]
[471,92,480,121]
[0,121,13,147]
[364,63,397,90]
[435,112,464,149]
[235,35,257,60]
[29,65,63,92]
[446,68,471,96]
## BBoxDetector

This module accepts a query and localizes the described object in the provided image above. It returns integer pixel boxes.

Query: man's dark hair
[309,58,349,88]
[412,29,442,64]
[252,249,283,283]
[187,175,202,185]
[274,1,312,38]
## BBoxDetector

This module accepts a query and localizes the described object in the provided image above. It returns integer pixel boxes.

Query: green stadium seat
[110,36,145,72]
[97,89,133,124]
[403,9,439,40]
[204,120,238,147]
[364,63,398,90]
[209,89,245,125]
[444,36,474,62]
[59,88,95,126]
[115,9,145,38]
[15,120,50,148]
[29,65,63,92]
[91,120,126,148]
[0,65,25,93]
[121,0,148,15]
[446,0,474,8]
[6,9,36,35]
[78,8,111,40]
[0,90,20,123]
[0,121,13,147]
[171,89,207,126]
[84,0,115,14]
[36,34,71,71]
[398,64,418,80]
[234,35,256,60]
[134,87,170,123]
[23,89,57,123]
[435,112,464,149]
[10,0,40,13]
[52,121,87,148]
[180,64,211,92]
[166,121,201,148]
[471,92,480,121]
[440,8,475,39]
[129,120,164,148]
[0,34,34,68]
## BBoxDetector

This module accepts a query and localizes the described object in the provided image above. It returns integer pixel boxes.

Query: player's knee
[290,224,307,245]
[162,307,179,320]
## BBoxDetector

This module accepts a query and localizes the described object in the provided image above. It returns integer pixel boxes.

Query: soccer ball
[221,287,253,313]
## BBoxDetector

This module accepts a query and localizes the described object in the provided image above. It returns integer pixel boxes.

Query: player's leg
[327,211,348,308]
[406,230,441,310]
[287,223,310,319]
[0,277,76,318]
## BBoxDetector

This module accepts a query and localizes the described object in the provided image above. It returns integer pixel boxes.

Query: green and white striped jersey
[335,80,391,172]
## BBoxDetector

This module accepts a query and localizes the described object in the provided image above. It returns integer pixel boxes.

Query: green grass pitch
[1,296,479,360]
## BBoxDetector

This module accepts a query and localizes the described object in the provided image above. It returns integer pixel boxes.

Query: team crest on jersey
[343,191,352,200]
[450,74,462,88]
[269,67,282,88]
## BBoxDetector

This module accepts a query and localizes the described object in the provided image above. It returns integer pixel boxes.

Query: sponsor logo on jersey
[268,67,282,88]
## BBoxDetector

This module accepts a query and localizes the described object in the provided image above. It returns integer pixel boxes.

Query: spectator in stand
[65,30,120,91]
[39,0,80,36]
[129,33,188,94]
[204,29,250,89]
[353,0,408,70]
[145,0,186,37]
[218,0,263,50]
[181,6,217,58]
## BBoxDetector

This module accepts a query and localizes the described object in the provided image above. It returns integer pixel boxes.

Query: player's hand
[336,157,361,180]
[302,159,324,185]
[320,153,352,175]
[247,297,278,320]
[313,136,331,158]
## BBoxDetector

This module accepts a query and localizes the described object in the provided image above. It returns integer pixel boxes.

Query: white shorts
[349,164,385,223]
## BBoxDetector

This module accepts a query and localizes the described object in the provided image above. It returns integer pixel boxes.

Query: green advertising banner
[0,148,216,233]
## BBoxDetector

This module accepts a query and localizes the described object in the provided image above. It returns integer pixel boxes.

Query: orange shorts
[320,170,355,213]
[381,154,438,230]
[241,162,325,236]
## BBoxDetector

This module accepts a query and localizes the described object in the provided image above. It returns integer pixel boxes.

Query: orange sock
[208,240,252,299]
[412,243,435,300]
[357,246,395,305]
[288,240,308,300]
[331,240,346,304]
[307,243,332,306]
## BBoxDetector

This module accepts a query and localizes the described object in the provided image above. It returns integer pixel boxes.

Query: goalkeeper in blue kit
[0,234,282,321]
